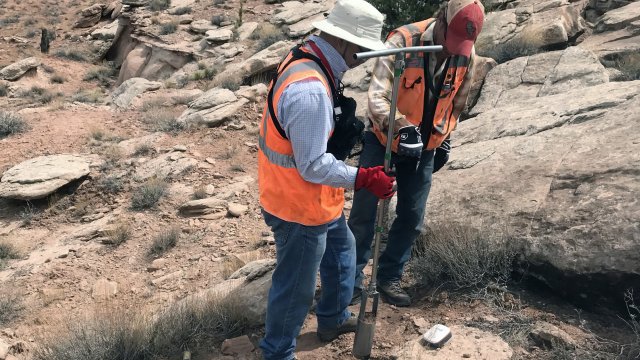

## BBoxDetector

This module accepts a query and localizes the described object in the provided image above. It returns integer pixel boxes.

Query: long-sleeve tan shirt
[366,21,476,136]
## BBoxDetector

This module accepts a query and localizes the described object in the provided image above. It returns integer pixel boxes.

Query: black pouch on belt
[326,94,365,161]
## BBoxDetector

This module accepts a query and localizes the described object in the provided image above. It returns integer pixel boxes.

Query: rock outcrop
[74,4,106,28]
[112,77,162,109]
[0,57,40,81]
[0,155,91,200]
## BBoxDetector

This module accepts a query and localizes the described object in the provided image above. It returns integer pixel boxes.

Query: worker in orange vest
[349,0,485,307]
[257,0,395,358]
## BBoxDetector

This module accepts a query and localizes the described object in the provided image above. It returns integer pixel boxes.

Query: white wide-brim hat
[312,0,386,51]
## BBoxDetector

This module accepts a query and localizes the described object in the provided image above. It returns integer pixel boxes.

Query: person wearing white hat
[257,0,393,359]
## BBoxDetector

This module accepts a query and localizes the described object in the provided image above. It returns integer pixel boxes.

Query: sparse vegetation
[0,241,21,270]
[148,227,180,257]
[190,64,217,81]
[211,14,226,27]
[90,128,107,141]
[50,74,66,84]
[133,143,155,156]
[160,22,178,35]
[172,6,191,15]
[33,292,252,360]
[250,23,286,52]
[25,29,37,38]
[621,289,640,358]
[142,108,187,133]
[0,15,20,27]
[54,49,87,62]
[477,34,539,63]
[83,66,118,87]
[131,178,168,210]
[104,222,131,246]
[0,111,28,139]
[218,145,239,160]
[149,0,171,11]
[98,176,124,194]
[19,202,38,225]
[614,53,640,81]
[218,76,240,91]
[192,185,208,200]
[21,86,55,104]
[409,223,516,292]
[0,292,23,326]
[72,89,103,104]
[0,83,8,97]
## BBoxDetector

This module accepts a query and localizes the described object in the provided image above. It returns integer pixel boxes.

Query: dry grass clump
[191,185,209,200]
[50,74,66,84]
[98,175,124,194]
[148,0,170,11]
[133,143,155,157]
[21,86,55,104]
[160,22,178,35]
[0,83,8,97]
[104,222,132,246]
[409,223,516,291]
[72,89,103,104]
[83,66,118,87]
[250,23,286,52]
[142,108,187,133]
[0,111,28,139]
[217,76,240,91]
[0,291,23,326]
[0,241,21,270]
[148,227,180,257]
[33,293,252,360]
[54,49,87,62]
[131,178,168,210]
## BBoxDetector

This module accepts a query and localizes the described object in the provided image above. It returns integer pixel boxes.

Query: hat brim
[444,31,474,57]
[313,19,387,51]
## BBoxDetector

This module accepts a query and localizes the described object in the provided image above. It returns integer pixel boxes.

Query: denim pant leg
[347,131,385,290]
[316,213,356,330]
[377,150,435,283]
[260,211,328,360]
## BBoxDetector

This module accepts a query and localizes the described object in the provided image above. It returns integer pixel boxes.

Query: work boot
[377,281,411,307]
[317,312,358,342]
[350,287,362,306]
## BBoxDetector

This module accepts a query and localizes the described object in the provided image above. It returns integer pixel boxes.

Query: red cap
[445,0,485,57]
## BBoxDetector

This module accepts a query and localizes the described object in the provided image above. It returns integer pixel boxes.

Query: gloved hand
[397,126,423,159]
[355,166,396,199]
[433,138,451,173]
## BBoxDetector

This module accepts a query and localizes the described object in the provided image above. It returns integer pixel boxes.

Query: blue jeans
[348,131,434,289]
[260,210,356,360]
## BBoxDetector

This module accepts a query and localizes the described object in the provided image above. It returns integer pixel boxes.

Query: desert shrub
[0,111,28,138]
[0,15,20,27]
[250,23,286,52]
[131,178,168,210]
[54,49,87,62]
[368,0,442,35]
[133,143,155,156]
[0,83,8,97]
[190,66,217,81]
[408,223,516,291]
[25,30,37,38]
[50,74,66,84]
[0,241,21,270]
[172,6,191,15]
[98,176,124,194]
[620,289,640,358]
[217,76,240,91]
[217,144,239,160]
[192,185,208,200]
[148,227,180,257]
[211,14,226,27]
[160,22,177,35]
[148,0,170,11]
[142,108,186,133]
[32,293,252,360]
[0,292,23,326]
[104,222,131,246]
[22,86,55,104]
[83,66,118,87]
[72,89,103,103]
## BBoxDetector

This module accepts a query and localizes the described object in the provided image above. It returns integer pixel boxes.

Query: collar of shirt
[419,22,446,80]
[306,35,349,82]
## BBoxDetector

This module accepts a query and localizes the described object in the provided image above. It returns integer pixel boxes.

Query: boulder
[272,1,329,25]
[179,197,228,216]
[227,203,248,217]
[237,21,259,41]
[221,335,254,356]
[112,77,162,109]
[189,19,218,34]
[236,83,267,102]
[398,325,512,359]
[287,13,324,38]
[0,155,91,200]
[92,278,118,300]
[205,28,233,43]
[0,57,40,81]
[595,1,640,33]
[91,20,120,40]
[178,97,249,127]
[215,40,293,85]
[476,2,586,63]
[74,4,105,28]
[135,152,198,181]
[470,47,609,116]
[342,59,375,91]
[429,78,640,308]
[188,88,237,110]
[529,321,576,349]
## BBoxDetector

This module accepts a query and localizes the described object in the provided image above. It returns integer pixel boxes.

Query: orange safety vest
[258,49,344,226]
[372,19,470,151]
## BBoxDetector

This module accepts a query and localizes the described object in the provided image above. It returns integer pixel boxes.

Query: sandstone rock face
[178,88,249,127]
[91,20,120,40]
[272,1,329,25]
[470,47,609,116]
[205,28,233,43]
[237,22,259,41]
[476,1,586,62]
[0,57,40,81]
[112,77,162,109]
[287,13,325,38]
[135,152,198,181]
[430,76,640,306]
[215,40,293,85]
[595,1,640,32]
[74,4,105,28]
[0,155,91,200]
[398,325,513,359]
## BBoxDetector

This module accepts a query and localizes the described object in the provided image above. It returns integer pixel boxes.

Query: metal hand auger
[351,45,443,360]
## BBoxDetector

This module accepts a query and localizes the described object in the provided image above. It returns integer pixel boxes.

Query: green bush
[368,0,443,35]
[0,111,28,139]
[131,178,168,210]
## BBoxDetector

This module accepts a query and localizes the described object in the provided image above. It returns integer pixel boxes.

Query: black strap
[419,47,451,149]
[267,44,340,140]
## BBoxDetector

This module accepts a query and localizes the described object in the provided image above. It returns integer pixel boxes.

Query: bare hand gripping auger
[351,45,443,360]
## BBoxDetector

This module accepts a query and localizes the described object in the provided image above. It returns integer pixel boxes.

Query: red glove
[355,166,396,199]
